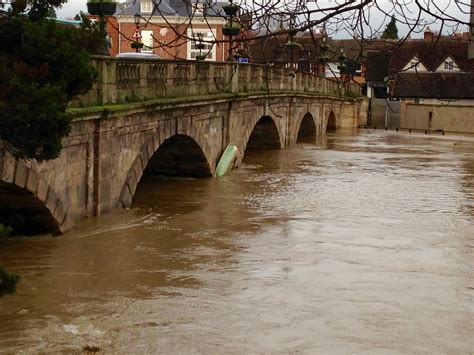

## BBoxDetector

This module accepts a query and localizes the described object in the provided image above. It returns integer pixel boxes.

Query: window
[141,1,153,13]
[141,30,153,53]
[444,61,454,70]
[187,29,216,60]
[193,2,204,14]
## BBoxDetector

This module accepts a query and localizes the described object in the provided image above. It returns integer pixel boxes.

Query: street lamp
[338,48,347,80]
[133,13,141,53]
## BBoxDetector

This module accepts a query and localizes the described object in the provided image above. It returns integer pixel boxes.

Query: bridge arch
[326,110,337,131]
[119,132,213,208]
[241,115,283,154]
[296,113,317,142]
[0,156,65,234]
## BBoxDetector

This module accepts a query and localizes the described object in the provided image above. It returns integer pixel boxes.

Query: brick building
[105,0,230,61]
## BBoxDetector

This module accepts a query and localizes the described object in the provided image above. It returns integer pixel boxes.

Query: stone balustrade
[74,56,361,107]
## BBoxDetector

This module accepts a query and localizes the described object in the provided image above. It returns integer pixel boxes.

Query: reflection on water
[1,130,473,353]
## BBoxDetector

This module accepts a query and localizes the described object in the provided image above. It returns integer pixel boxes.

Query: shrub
[0,224,13,238]
[0,6,98,161]
[0,265,20,295]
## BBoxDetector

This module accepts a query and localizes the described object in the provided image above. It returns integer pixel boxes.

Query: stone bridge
[0,58,368,234]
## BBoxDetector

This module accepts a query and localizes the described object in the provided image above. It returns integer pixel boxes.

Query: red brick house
[103,0,231,61]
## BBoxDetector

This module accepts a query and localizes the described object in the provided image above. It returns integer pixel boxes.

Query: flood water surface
[1,130,473,353]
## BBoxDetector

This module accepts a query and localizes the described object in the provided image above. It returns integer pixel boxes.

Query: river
[0,129,473,353]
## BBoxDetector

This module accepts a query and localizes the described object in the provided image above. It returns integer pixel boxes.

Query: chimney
[424,26,433,42]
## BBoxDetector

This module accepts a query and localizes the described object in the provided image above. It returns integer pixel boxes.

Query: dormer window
[444,61,454,70]
[402,56,427,72]
[436,56,459,72]
[194,2,204,14]
[141,1,153,13]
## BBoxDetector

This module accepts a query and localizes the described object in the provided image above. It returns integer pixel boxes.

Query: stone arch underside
[296,113,317,142]
[119,132,213,208]
[144,134,212,178]
[0,156,65,235]
[327,110,337,131]
[244,115,283,151]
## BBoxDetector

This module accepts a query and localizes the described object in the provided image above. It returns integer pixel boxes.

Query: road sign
[132,27,142,39]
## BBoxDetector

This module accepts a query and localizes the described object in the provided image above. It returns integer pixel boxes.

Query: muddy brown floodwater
[0,130,473,353]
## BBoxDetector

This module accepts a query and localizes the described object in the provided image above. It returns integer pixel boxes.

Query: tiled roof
[249,36,375,64]
[391,72,474,99]
[364,51,390,82]
[115,0,224,17]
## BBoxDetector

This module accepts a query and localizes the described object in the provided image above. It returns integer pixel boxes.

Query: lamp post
[195,32,207,60]
[134,13,141,53]
[469,0,474,59]
[222,0,240,61]
[338,48,347,81]
[318,37,329,76]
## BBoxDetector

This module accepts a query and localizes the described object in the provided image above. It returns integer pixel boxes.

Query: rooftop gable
[401,55,428,72]
[434,55,461,72]
[389,39,468,73]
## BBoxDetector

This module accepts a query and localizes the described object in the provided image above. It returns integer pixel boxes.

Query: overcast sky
[57,0,470,38]
[56,0,88,18]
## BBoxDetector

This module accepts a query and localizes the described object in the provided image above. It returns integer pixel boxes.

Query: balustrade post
[190,62,197,96]
[209,64,215,94]
[139,62,147,99]
[97,58,118,104]
[231,63,239,93]
[166,62,175,97]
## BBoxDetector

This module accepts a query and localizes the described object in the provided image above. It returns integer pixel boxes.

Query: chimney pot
[424,26,433,41]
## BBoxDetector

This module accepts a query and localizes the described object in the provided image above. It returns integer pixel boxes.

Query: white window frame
[402,56,427,72]
[187,29,216,61]
[444,61,454,70]
[140,1,153,13]
[141,30,154,53]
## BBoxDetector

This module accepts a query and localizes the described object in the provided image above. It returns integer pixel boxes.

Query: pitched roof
[391,72,474,99]
[249,36,380,64]
[389,39,468,73]
[364,50,390,81]
[115,0,224,17]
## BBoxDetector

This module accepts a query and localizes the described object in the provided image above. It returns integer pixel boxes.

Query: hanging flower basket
[318,54,329,64]
[87,1,117,16]
[285,41,302,49]
[223,25,240,36]
[235,49,249,58]
[195,43,206,50]
[222,3,240,16]
[131,42,144,49]
[320,42,330,52]
[288,29,298,37]
[195,54,208,61]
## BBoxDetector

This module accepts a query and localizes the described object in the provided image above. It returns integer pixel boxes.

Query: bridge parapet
[74,56,361,107]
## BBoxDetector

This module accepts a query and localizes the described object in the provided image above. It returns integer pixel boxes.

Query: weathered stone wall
[401,101,474,133]
[1,93,365,234]
[74,57,361,108]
